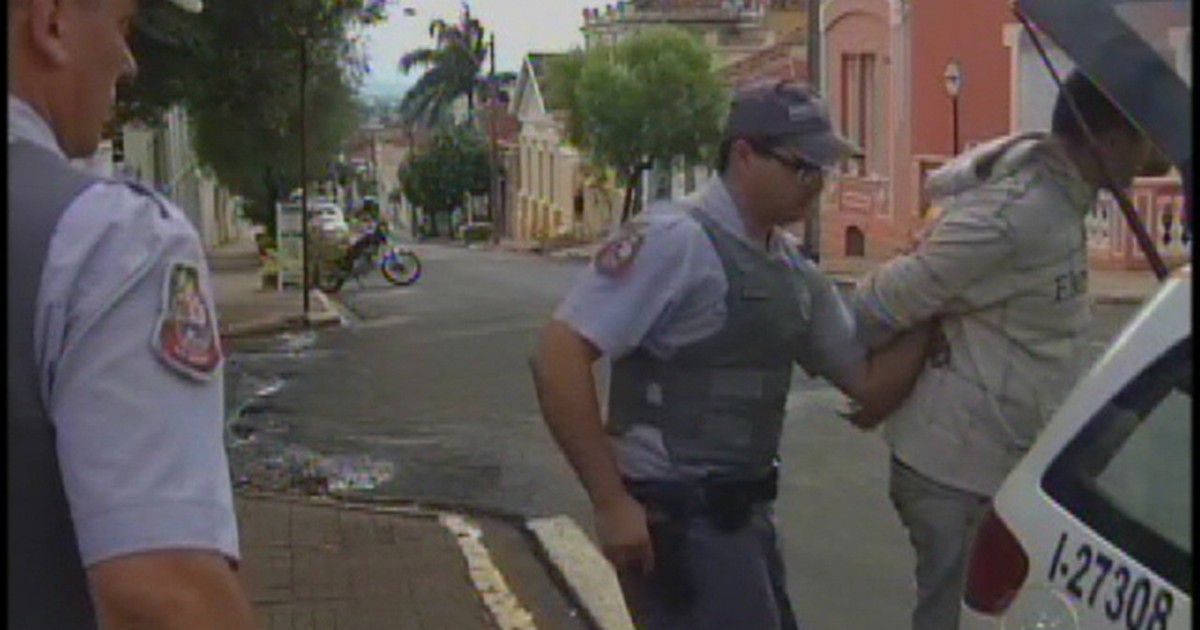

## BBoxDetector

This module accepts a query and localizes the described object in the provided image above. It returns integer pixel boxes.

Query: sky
[359,0,598,98]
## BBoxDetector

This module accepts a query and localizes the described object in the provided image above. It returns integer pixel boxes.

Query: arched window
[845,226,866,257]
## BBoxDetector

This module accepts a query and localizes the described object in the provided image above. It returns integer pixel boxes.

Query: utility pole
[299,28,311,318]
[805,0,822,262]
[487,32,502,240]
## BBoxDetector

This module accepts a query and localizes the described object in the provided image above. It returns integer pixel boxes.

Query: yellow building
[509,53,623,244]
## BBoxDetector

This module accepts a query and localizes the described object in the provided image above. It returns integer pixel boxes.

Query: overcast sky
[360,0,597,97]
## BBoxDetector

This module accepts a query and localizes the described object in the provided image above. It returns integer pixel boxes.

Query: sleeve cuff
[76,500,240,567]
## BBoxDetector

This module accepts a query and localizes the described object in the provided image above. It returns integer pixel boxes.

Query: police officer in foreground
[530,80,933,629]
[8,0,256,628]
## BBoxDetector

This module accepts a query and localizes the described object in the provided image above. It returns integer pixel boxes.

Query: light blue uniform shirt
[555,178,865,480]
[9,96,239,566]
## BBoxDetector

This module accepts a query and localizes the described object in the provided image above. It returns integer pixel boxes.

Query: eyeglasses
[748,141,822,177]
[765,150,821,175]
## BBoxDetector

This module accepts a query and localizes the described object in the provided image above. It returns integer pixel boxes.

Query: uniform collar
[692,178,790,255]
[8,94,65,160]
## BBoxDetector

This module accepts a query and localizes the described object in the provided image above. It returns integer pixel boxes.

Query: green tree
[547,27,728,222]
[399,124,490,237]
[113,0,388,234]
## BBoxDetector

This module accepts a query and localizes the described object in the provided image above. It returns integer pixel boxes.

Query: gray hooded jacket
[854,132,1096,496]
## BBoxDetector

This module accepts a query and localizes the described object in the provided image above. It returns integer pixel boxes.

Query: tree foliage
[398,124,490,236]
[547,27,728,221]
[113,0,389,232]
[397,5,514,126]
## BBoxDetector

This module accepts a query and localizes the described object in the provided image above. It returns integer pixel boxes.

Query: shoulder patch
[593,218,649,278]
[152,261,223,381]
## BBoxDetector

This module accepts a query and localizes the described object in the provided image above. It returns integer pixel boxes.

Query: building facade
[83,105,244,252]
[819,0,1190,270]
[820,0,1014,261]
[508,52,622,243]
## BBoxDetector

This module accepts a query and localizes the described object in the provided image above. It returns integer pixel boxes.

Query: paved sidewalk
[209,234,343,340]
[235,495,495,630]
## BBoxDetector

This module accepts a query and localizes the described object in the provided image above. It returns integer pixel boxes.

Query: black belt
[623,466,779,531]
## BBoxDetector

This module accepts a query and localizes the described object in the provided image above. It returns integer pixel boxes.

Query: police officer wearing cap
[8,0,256,627]
[531,80,932,629]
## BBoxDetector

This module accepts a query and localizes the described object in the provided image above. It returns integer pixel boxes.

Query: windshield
[1017,0,1193,224]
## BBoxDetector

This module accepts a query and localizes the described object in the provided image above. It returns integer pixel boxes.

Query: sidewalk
[207,237,621,630]
[234,495,495,629]
[209,235,343,340]
[495,238,1162,305]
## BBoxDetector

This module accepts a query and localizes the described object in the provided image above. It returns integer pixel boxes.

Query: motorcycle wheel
[380,249,422,286]
[314,260,346,293]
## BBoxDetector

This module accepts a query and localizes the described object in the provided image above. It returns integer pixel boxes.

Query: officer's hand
[594,492,655,576]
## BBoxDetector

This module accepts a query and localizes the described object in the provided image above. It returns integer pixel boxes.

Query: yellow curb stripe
[439,513,538,630]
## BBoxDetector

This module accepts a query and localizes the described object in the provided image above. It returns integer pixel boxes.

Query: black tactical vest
[608,207,811,472]
[8,139,103,629]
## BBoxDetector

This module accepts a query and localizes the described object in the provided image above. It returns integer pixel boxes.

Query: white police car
[960,266,1191,630]
[960,0,1192,627]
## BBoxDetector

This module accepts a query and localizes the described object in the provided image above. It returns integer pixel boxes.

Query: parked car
[960,0,1192,628]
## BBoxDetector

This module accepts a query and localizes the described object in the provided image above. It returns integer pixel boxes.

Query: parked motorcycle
[313,222,421,293]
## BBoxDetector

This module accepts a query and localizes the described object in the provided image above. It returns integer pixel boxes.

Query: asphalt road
[225,243,1142,629]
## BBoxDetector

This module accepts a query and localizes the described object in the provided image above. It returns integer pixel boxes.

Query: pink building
[819,0,1191,270]
[820,0,1015,260]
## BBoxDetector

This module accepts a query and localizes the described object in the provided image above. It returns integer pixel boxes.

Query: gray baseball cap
[724,80,862,168]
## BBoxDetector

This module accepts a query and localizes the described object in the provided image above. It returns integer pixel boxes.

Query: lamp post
[805,0,823,262]
[943,59,962,155]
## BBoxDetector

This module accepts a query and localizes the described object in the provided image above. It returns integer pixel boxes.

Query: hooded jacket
[853,132,1096,495]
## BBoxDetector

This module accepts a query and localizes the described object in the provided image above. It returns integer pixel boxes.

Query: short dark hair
[1051,70,1138,145]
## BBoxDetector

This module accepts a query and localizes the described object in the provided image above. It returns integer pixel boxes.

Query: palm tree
[397,4,489,126]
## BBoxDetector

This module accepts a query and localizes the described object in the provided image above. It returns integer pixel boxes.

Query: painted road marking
[440,513,538,630]
[526,516,634,630]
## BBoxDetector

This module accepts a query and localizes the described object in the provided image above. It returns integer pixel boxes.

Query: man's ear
[27,0,72,68]
[731,138,755,164]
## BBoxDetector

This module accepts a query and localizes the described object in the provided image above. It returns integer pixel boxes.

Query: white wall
[1004,24,1076,134]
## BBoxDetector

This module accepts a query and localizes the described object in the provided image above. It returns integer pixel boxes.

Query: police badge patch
[152,261,223,381]
[593,219,647,278]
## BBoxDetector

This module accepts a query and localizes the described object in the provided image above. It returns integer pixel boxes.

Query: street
[224,242,1141,629]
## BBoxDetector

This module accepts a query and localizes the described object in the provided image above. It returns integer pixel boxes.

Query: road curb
[525,516,633,630]
[220,289,344,339]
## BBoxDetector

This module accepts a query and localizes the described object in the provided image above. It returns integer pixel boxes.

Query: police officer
[8,0,256,628]
[850,70,1154,630]
[530,80,932,629]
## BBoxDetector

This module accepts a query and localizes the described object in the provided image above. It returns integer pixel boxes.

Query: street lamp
[943,59,963,155]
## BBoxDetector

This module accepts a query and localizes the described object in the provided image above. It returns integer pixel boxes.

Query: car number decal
[1048,532,1175,629]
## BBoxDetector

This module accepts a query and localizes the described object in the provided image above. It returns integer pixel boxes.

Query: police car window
[1042,339,1192,595]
